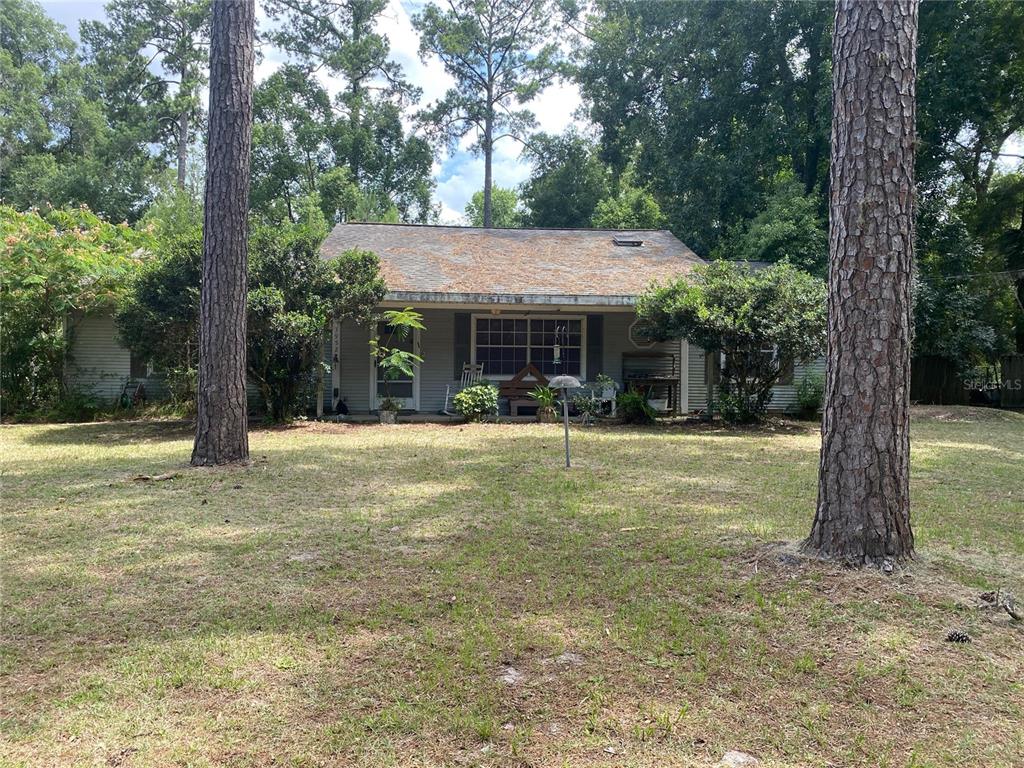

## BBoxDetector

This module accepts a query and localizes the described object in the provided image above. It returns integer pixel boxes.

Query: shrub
[796,373,824,418]
[118,201,385,422]
[616,390,655,424]
[46,391,101,423]
[717,390,765,425]
[1,205,151,414]
[637,260,827,424]
[453,384,499,422]
[572,394,601,421]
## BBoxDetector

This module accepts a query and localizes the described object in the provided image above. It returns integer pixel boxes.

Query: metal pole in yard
[562,391,571,468]
[548,375,580,469]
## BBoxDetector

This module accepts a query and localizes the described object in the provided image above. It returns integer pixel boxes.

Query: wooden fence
[1002,354,1024,408]
[910,354,1024,408]
[910,356,968,405]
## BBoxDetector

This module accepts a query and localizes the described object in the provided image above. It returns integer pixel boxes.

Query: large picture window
[474,316,583,377]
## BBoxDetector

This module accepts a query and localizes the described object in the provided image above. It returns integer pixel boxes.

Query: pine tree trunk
[191,0,255,466]
[483,100,493,228]
[177,108,189,189]
[177,59,190,189]
[803,0,918,565]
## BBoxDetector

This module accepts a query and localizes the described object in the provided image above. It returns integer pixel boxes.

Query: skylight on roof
[613,235,644,247]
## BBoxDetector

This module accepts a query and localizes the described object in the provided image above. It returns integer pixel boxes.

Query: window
[474,316,583,377]
[129,351,150,379]
[709,346,793,384]
[376,322,414,399]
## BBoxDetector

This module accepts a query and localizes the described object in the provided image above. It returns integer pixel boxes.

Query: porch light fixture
[548,374,581,468]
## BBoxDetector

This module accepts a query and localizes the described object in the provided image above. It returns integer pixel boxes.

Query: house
[66,223,824,415]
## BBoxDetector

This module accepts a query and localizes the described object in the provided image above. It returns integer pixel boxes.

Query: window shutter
[778,357,795,385]
[586,314,603,382]
[453,312,471,378]
[705,350,721,386]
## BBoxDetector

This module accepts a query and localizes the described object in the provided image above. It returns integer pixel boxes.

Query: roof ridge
[339,221,671,234]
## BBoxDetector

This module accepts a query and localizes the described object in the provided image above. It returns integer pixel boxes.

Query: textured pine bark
[191,0,255,466]
[803,0,918,565]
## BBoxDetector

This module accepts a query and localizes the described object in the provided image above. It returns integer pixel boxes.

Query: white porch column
[678,338,689,414]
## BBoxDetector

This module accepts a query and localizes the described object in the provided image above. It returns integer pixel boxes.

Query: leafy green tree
[0,0,155,221]
[250,65,335,222]
[413,0,560,227]
[248,211,385,420]
[0,0,75,173]
[575,0,831,253]
[263,0,435,222]
[1,205,152,412]
[637,261,827,422]
[972,171,1024,350]
[913,201,1017,371]
[520,132,610,228]
[116,227,203,402]
[716,175,828,276]
[591,178,666,230]
[117,203,386,421]
[80,0,209,189]
[465,186,522,228]
[591,161,666,229]
[916,0,1024,208]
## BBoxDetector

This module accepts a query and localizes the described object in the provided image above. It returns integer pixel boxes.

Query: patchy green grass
[1,407,1022,767]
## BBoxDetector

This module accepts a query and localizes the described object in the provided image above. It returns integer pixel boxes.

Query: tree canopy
[465,186,522,228]
[413,0,560,227]
[1,205,153,410]
[520,132,610,228]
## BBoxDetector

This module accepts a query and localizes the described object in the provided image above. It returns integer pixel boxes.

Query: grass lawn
[2,407,1023,767]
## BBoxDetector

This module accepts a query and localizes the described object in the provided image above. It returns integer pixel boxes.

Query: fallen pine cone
[945,629,972,644]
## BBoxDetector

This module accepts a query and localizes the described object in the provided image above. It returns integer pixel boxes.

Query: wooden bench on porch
[499,364,549,416]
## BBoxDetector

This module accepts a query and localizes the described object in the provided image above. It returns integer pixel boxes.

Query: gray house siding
[336,319,372,413]
[66,312,168,403]
[418,308,455,414]
[688,345,708,410]
[686,347,826,413]
[69,307,825,416]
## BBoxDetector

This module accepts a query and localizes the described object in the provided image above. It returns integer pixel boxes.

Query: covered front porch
[325,298,706,417]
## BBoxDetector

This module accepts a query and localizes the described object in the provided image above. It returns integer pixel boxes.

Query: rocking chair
[442,362,485,415]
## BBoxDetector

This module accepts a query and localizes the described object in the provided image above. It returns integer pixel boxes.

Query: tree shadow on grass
[16,420,195,447]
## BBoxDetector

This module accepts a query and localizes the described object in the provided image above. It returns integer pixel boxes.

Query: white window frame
[470,313,587,381]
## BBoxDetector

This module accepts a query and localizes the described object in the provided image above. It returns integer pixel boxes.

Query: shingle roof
[320,223,705,304]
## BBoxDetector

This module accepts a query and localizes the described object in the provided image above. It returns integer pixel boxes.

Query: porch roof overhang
[381,290,638,310]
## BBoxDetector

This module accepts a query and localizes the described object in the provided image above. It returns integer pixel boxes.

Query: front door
[372,321,420,411]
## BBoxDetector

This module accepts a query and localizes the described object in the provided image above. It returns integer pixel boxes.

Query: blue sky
[40,0,583,223]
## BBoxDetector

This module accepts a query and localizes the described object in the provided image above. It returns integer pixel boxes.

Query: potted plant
[595,373,618,401]
[369,308,425,425]
[529,385,559,423]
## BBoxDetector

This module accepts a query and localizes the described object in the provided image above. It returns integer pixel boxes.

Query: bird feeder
[548,374,581,467]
